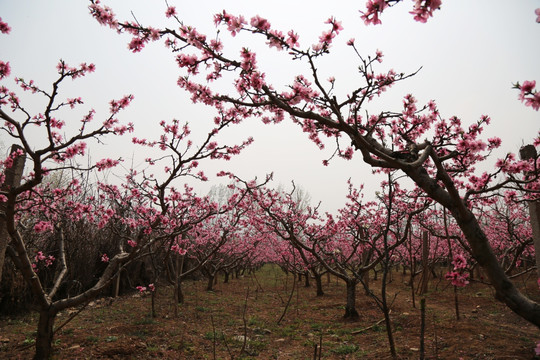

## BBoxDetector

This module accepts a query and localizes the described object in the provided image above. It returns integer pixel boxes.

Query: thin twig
[277,273,296,325]
[53,301,90,335]
[211,315,217,360]
[239,286,250,356]
[351,311,391,335]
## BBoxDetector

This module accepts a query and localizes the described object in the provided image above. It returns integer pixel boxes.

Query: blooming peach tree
[0,17,134,358]
[89,1,540,330]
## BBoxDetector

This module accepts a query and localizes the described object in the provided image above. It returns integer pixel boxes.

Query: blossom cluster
[515,80,540,111]
[361,0,442,25]
[136,283,155,293]
[32,251,56,272]
[445,254,469,287]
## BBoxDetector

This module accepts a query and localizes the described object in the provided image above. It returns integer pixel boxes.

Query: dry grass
[1,265,538,359]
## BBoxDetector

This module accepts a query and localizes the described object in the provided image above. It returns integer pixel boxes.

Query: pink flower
[136,286,146,293]
[101,254,109,263]
[524,92,540,111]
[34,251,55,267]
[0,17,11,34]
[67,97,83,109]
[0,61,10,79]
[325,17,343,33]
[148,283,155,292]
[286,30,299,48]
[95,158,120,171]
[128,37,146,52]
[35,251,46,262]
[127,239,137,247]
[452,254,467,270]
[165,6,176,18]
[250,15,271,31]
[410,0,442,23]
[536,8,540,23]
[445,271,469,287]
[375,49,384,63]
[340,147,354,160]
[34,221,54,233]
[89,1,117,29]
[361,0,388,25]
[521,80,536,94]
[318,30,335,44]
[171,244,187,255]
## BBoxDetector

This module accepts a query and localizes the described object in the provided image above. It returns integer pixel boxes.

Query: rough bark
[419,231,430,295]
[527,200,540,278]
[0,144,25,281]
[360,270,370,296]
[519,145,540,278]
[177,279,184,304]
[344,279,359,320]
[206,273,215,291]
[34,308,57,360]
[314,272,324,296]
[407,165,540,327]
[304,271,310,287]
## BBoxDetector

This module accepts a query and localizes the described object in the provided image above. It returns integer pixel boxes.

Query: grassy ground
[1,264,539,359]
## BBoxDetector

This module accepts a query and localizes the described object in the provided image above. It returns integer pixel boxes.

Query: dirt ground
[1,265,539,359]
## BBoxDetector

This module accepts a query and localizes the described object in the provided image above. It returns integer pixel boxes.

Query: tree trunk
[0,144,25,281]
[176,254,184,304]
[419,231,430,295]
[177,279,184,304]
[407,165,540,327]
[456,209,540,325]
[223,270,229,283]
[314,272,324,296]
[420,298,426,360]
[528,201,540,278]
[344,280,359,320]
[520,145,540,278]
[34,308,56,360]
[360,270,370,296]
[206,274,215,291]
[112,270,121,297]
[304,271,310,287]
[381,260,397,359]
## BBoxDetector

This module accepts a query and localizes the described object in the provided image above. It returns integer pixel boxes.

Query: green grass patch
[331,343,359,355]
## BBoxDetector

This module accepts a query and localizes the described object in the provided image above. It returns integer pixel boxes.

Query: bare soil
[1,265,539,359]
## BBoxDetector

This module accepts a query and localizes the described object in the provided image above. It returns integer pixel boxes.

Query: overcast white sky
[1,1,539,214]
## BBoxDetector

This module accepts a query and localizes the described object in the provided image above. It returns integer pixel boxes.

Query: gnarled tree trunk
[0,144,25,281]
[408,165,540,327]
